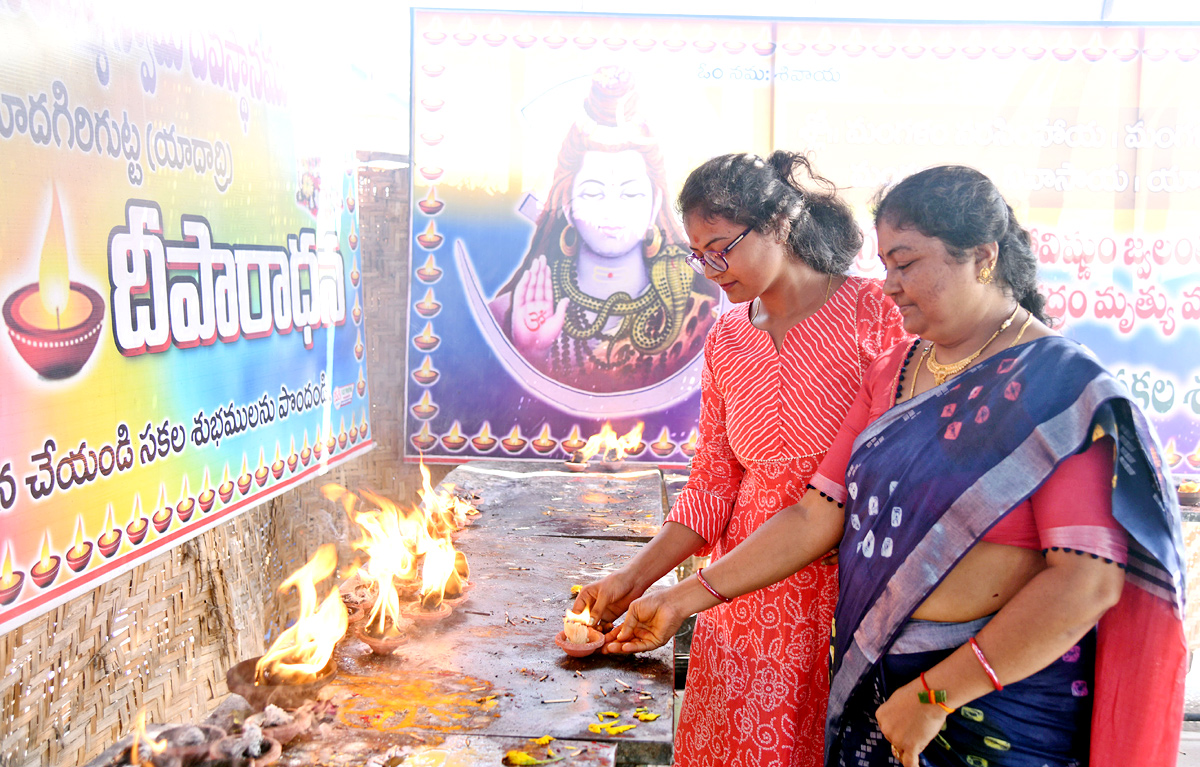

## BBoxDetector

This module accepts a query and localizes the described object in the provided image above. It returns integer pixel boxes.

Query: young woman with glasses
[573,151,910,767]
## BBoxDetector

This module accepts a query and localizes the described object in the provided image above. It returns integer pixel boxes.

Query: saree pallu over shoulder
[826,336,1186,767]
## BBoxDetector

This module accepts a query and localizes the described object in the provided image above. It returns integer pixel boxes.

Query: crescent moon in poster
[455,240,706,417]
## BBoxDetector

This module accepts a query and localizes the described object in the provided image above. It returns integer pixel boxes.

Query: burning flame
[302,432,310,451]
[179,474,191,501]
[255,544,348,685]
[419,323,436,342]
[1164,438,1182,467]
[417,357,435,376]
[38,187,72,328]
[201,468,212,493]
[423,221,439,240]
[38,533,52,570]
[155,484,169,518]
[534,424,554,444]
[420,254,440,273]
[129,709,167,766]
[129,495,145,525]
[257,447,267,471]
[221,464,231,486]
[476,423,492,439]
[69,516,86,556]
[418,288,437,308]
[564,605,593,643]
[2,544,16,588]
[241,455,250,477]
[577,422,644,463]
[100,504,117,542]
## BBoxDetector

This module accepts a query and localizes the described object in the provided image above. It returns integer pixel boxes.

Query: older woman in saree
[606,166,1186,767]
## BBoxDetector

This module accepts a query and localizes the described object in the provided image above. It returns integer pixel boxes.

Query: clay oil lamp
[348,413,360,445]
[483,19,507,46]
[403,542,461,623]
[564,450,590,473]
[198,468,216,513]
[1022,30,1047,60]
[1052,31,1076,61]
[356,367,367,397]
[417,187,444,216]
[441,422,468,452]
[811,28,836,56]
[412,356,439,385]
[723,39,746,54]
[1185,440,1200,471]
[1081,32,1108,62]
[543,24,567,49]
[753,38,776,55]
[356,600,413,655]
[453,20,476,46]
[561,425,587,454]
[1112,31,1139,62]
[783,28,807,55]
[411,391,438,420]
[349,255,360,288]
[1164,438,1184,469]
[420,131,445,146]
[97,504,123,558]
[351,294,362,324]
[0,544,25,605]
[872,29,897,58]
[271,444,286,480]
[126,495,150,545]
[603,31,627,52]
[30,534,61,589]
[414,288,441,318]
[313,427,324,460]
[413,322,440,351]
[65,517,93,572]
[237,455,254,496]
[300,432,312,467]
[421,63,446,77]
[411,423,438,451]
[218,464,236,503]
[254,448,270,488]
[247,704,313,747]
[416,221,444,251]
[649,426,677,457]
[416,253,443,283]
[286,438,299,474]
[420,167,444,183]
[556,606,604,657]
[960,30,985,60]
[175,476,196,523]
[633,28,657,52]
[232,546,344,712]
[348,221,358,251]
[531,424,558,455]
[501,425,527,453]
[692,36,716,54]
[513,23,537,48]
[158,723,226,764]
[680,429,700,458]
[354,329,364,361]
[152,485,174,534]
[663,35,687,53]
[345,194,355,212]
[840,28,866,56]
[2,188,106,380]
[573,24,597,50]
[325,428,337,456]
[422,21,447,45]
[358,409,370,440]
[337,418,349,450]
[210,725,281,766]
[471,422,498,453]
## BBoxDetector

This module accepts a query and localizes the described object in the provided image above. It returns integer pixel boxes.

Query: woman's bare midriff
[910,541,1047,622]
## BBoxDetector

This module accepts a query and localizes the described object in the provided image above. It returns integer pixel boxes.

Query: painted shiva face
[568,150,659,259]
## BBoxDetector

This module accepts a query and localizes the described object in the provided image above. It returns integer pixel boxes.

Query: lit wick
[271,443,286,479]
[237,455,253,495]
[97,503,123,558]
[471,422,497,452]
[501,425,527,453]
[66,515,93,571]
[531,424,557,454]
[413,322,441,351]
[218,464,235,503]
[151,484,174,533]
[441,422,467,451]
[254,448,270,487]
[649,426,677,457]
[30,532,60,589]
[198,468,216,512]
[411,391,438,419]
[0,542,25,604]
[411,423,437,451]
[416,254,443,283]
[126,495,150,544]
[175,475,195,522]
[414,288,441,317]
[412,356,439,385]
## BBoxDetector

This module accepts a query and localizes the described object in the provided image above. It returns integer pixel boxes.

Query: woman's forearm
[622,521,706,591]
[923,551,1125,709]
[697,498,844,601]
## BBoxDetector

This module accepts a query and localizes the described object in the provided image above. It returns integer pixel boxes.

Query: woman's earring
[560,223,579,258]
[643,225,663,258]
[977,265,994,285]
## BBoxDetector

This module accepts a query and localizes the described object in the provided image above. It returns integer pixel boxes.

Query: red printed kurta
[667,277,907,767]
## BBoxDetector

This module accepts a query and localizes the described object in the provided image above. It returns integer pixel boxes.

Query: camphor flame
[255,544,348,685]
[38,533,52,570]
[38,186,71,327]
[577,422,644,463]
[128,708,167,766]
[564,604,593,643]
[69,516,86,556]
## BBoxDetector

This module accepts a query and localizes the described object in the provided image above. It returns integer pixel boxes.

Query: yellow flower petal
[532,736,555,746]
[597,711,620,720]
[504,751,543,766]
[570,585,582,596]
[607,724,637,735]
[635,712,660,721]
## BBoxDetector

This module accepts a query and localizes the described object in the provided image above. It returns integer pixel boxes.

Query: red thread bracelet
[695,568,732,604]
[968,637,1003,691]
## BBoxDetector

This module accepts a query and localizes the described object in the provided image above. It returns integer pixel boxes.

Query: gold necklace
[1008,311,1034,348]
[925,305,1020,386]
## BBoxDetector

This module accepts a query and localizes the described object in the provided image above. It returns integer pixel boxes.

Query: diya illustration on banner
[3,186,105,380]
[459,66,719,403]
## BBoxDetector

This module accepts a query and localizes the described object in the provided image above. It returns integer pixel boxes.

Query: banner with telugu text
[0,7,371,634]
[408,11,1200,474]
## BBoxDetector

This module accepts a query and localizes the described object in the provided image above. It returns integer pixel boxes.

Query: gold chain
[1008,311,1035,348]
[925,304,1020,386]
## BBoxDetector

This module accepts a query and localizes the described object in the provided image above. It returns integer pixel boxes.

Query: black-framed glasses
[686,227,752,274]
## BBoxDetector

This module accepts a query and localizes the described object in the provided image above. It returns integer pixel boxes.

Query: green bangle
[917,689,948,704]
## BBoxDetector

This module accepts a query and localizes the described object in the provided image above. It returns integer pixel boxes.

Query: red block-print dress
[667,276,908,767]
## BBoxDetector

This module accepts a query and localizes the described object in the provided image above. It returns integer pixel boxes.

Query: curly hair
[676,151,862,275]
[870,165,1049,323]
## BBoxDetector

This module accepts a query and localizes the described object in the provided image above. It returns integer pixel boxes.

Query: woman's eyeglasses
[686,227,752,274]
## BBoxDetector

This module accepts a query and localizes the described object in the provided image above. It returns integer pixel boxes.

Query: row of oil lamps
[0,415,372,607]
[418,17,1194,64]
[409,419,697,459]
